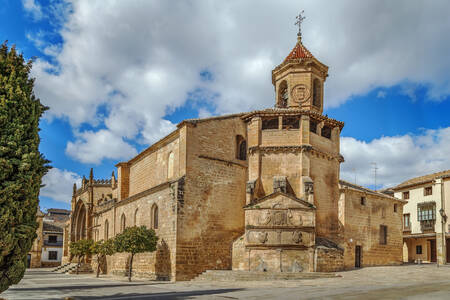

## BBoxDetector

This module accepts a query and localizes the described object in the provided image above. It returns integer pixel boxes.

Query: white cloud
[65,129,138,164]
[40,168,81,203]
[30,1,450,164]
[22,0,43,20]
[340,127,450,189]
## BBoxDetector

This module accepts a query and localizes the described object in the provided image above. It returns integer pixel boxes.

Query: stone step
[192,270,338,282]
[52,262,72,272]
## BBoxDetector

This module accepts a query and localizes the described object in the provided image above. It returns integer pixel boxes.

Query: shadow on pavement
[73,289,244,300]
[8,283,151,291]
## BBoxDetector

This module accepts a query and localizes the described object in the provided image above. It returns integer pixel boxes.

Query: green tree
[114,226,158,282]
[91,239,115,278]
[69,239,93,275]
[0,42,50,293]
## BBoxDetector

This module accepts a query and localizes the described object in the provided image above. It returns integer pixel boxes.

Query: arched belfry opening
[277,81,288,108]
[313,78,321,108]
[236,135,247,161]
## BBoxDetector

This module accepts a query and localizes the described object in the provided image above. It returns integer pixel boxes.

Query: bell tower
[272,13,328,114]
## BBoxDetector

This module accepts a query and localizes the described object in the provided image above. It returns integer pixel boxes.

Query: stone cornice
[248,145,344,162]
[198,155,248,168]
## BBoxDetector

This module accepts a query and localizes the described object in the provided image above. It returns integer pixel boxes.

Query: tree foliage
[0,42,49,293]
[69,239,93,274]
[91,239,115,277]
[114,226,158,281]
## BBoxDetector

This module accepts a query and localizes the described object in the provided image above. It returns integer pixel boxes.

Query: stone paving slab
[2,265,450,299]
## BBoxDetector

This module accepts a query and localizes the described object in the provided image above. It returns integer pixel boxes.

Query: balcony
[420,220,435,232]
[44,241,63,246]
[403,222,411,232]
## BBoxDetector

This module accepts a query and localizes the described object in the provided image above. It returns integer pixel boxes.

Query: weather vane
[295,10,306,40]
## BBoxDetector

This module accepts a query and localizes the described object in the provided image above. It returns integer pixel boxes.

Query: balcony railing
[420,220,435,232]
[44,241,63,246]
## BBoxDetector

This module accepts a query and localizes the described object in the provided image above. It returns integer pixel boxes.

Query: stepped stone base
[192,270,339,282]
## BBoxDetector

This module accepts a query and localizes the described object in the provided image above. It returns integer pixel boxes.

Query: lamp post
[439,207,447,266]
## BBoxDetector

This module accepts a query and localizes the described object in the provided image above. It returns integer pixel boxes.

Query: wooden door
[355,245,362,268]
[446,239,450,263]
[430,240,437,262]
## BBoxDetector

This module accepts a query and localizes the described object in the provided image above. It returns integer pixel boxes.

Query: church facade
[63,32,405,280]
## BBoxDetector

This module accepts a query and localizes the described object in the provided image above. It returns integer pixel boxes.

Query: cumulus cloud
[340,127,450,189]
[40,168,81,203]
[22,0,43,20]
[29,0,450,164]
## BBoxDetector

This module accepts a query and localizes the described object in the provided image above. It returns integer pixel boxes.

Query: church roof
[284,40,314,62]
[393,170,450,190]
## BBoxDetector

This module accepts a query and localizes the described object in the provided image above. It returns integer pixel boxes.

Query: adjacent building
[64,28,405,280]
[393,170,450,264]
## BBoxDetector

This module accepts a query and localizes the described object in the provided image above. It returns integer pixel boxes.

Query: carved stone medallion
[273,211,287,225]
[291,84,310,103]
[292,231,303,244]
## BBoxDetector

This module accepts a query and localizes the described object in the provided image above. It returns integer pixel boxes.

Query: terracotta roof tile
[393,170,450,190]
[284,41,314,62]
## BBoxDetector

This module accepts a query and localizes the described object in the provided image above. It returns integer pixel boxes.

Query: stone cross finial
[295,10,306,41]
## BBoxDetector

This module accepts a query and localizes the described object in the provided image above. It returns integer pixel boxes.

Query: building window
[360,197,366,206]
[104,220,109,239]
[417,203,436,222]
[403,191,409,200]
[262,118,279,130]
[416,245,422,255]
[394,204,398,213]
[313,78,321,108]
[151,204,158,230]
[236,135,247,161]
[120,213,126,233]
[403,214,411,230]
[48,251,58,260]
[310,120,318,134]
[379,225,387,245]
[278,80,288,108]
[167,152,174,179]
[321,125,332,139]
[134,208,139,226]
[282,117,300,130]
[48,235,57,243]
[424,186,432,196]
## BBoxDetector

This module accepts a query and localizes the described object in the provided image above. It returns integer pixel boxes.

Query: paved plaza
[2,264,450,299]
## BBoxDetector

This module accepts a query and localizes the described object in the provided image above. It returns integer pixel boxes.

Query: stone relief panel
[246,229,313,247]
[246,209,313,227]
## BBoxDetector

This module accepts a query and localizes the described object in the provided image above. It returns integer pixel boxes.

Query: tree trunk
[96,255,101,278]
[128,254,134,282]
[76,256,80,275]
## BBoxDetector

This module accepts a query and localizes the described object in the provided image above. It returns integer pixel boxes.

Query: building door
[446,239,450,263]
[355,246,362,268]
[26,254,31,268]
[430,240,437,262]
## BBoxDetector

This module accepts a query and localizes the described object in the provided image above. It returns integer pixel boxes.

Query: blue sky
[2,0,450,211]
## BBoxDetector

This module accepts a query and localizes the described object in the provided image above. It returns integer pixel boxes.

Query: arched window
[134,208,139,226]
[313,79,321,108]
[120,213,126,233]
[167,152,174,179]
[236,135,247,160]
[151,204,159,229]
[278,81,288,108]
[104,220,109,239]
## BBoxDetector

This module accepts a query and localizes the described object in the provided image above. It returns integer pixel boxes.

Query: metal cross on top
[295,10,306,39]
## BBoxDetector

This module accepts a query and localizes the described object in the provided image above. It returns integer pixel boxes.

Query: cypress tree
[0,42,50,292]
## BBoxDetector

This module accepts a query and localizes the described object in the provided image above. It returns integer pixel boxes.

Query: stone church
[63,29,405,281]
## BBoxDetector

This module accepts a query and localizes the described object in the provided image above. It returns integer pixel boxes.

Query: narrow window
[310,120,318,134]
[321,125,332,139]
[134,208,139,226]
[236,135,247,160]
[416,245,422,254]
[151,204,159,230]
[403,214,411,230]
[424,187,432,196]
[278,81,288,108]
[167,152,174,179]
[104,220,109,239]
[48,251,58,260]
[403,191,410,200]
[379,225,387,245]
[120,213,126,233]
[282,117,300,130]
[262,118,279,130]
[394,204,398,213]
[360,197,366,206]
[313,79,321,108]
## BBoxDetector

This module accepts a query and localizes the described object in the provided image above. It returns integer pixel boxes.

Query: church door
[355,246,362,268]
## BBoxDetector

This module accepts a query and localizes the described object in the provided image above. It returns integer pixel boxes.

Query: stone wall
[315,247,343,272]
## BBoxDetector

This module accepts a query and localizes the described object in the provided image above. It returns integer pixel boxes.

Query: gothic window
[262,118,279,130]
[104,220,109,239]
[167,152,174,179]
[313,79,321,108]
[282,117,300,130]
[151,204,159,230]
[120,213,126,233]
[236,135,247,160]
[134,208,139,226]
[321,125,332,139]
[310,120,318,134]
[278,81,288,108]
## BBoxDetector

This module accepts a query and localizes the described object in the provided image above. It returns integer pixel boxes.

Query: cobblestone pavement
[2,264,450,299]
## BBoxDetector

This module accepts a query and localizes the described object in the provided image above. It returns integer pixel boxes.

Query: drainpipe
[439,178,447,265]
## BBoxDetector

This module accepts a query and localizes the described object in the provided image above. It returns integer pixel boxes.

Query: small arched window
[313,79,321,108]
[167,152,174,179]
[278,81,288,108]
[151,204,159,229]
[120,213,126,233]
[104,220,109,239]
[236,135,247,161]
[134,208,139,226]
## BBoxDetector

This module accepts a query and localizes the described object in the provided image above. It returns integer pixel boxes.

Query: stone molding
[198,155,248,168]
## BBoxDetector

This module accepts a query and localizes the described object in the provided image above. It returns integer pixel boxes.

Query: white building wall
[41,247,63,262]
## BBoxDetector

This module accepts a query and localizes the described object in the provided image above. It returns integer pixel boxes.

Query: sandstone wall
[315,247,343,272]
